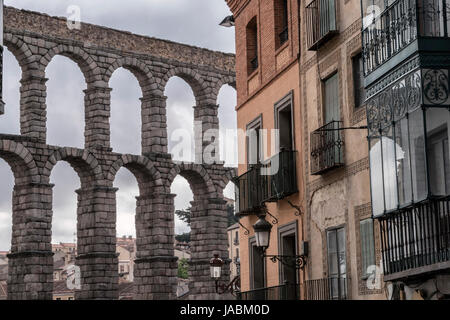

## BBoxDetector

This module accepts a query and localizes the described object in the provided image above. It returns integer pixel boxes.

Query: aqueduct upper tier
[0,6,237,300]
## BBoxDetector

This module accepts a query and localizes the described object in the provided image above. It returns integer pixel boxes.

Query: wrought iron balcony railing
[379,197,450,279]
[362,0,450,76]
[261,149,298,203]
[238,283,300,300]
[235,165,264,215]
[310,121,344,175]
[303,277,350,300]
[306,0,338,50]
[235,150,298,215]
[237,277,350,300]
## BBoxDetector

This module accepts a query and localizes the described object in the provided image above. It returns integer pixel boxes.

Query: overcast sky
[0,0,237,250]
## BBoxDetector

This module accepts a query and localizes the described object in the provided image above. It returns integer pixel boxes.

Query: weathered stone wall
[0,6,237,300]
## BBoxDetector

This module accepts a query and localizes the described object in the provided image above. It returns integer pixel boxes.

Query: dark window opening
[251,242,266,290]
[275,0,289,48]
[278,105,293,150]
[246,17,258,74]
[352,53,365,109]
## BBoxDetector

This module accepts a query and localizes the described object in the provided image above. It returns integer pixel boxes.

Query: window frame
[274,91,295,151]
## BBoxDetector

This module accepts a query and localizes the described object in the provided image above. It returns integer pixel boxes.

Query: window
[246,116,262,167]
[327,227,347,299]
[275,0,289,48]
[120,265,125,273]
[250,238,265,291]
[323,73,340,123]
[275,93,294,150]
[246,17,258,74]
[352,53,365,108]
[360,219,375,278]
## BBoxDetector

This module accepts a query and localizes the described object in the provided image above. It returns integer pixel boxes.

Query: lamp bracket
[286,199,303,217]
[238,221,250,235]
[263,206,278,225]
[264,254,307,270]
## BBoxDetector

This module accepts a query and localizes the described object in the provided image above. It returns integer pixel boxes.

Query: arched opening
[171,175,194,297]
[217,84,238,167]
[50,161,80,292]
[165,77,196,162]
[46,56,86,148]
[113,167,138,287]
[0,159,13,252]
[0,49,22,134]
[109,68,142,155]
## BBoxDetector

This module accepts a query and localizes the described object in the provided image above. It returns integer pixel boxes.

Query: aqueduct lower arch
[0,6,236,300]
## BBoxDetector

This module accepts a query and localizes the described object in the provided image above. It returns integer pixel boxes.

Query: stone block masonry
[1,6,237,300]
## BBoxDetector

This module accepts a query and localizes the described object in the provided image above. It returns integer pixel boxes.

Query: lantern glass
[255,229,270,249]
[210,265,222,279]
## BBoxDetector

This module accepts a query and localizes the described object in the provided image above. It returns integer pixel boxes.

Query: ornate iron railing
[303,277,350,300]
[310,121,344,175]
[306,0,338,50]
[379,197,450,277]
[235,165,264,215]
[235,150,298,215]
[238,283,300,300]
[362,0,450,76]
[261,149,298,203]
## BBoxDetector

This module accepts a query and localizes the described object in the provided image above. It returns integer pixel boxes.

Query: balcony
[310,121,344,175]
[238,283,300,300]
[306,0,338,50]
[235,149,298,215]
[238,277,350,300]
[379,197,450,281]
[303,277,350,300]
[362,0,450,81]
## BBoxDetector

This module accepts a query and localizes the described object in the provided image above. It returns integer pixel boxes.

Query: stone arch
[0,140,39,184]
[3,33,36,76]
[42,147,103,188]
[168,162,217,198]
[107,154,164,194]
[40,44,103,87]
[105,56,156,97]
[216,167,238,193]
[160,67,208,104]
[213,75,237,102]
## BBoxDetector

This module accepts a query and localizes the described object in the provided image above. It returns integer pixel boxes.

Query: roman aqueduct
[0,6,236,300]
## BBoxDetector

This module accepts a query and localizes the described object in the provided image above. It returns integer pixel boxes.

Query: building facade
[227,222,241,280]
[226,0,305,299]
[227,0,450,300]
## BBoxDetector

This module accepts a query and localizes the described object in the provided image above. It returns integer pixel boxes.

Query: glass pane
[369,137,385,216]
[381,128,399,211]
[360,219,375,276]
[327,230,337,253]
[426,108,450,196]
[409,109,428,202]
[337,228,346,276]
[324,73,340,123]
[396,118,413,205]
[328,253,338,275]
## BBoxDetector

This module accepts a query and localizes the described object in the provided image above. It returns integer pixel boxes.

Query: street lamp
[219,15,235,28]
[209,254,240,295]
[253,215,272,251]
[253,215,307,269]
